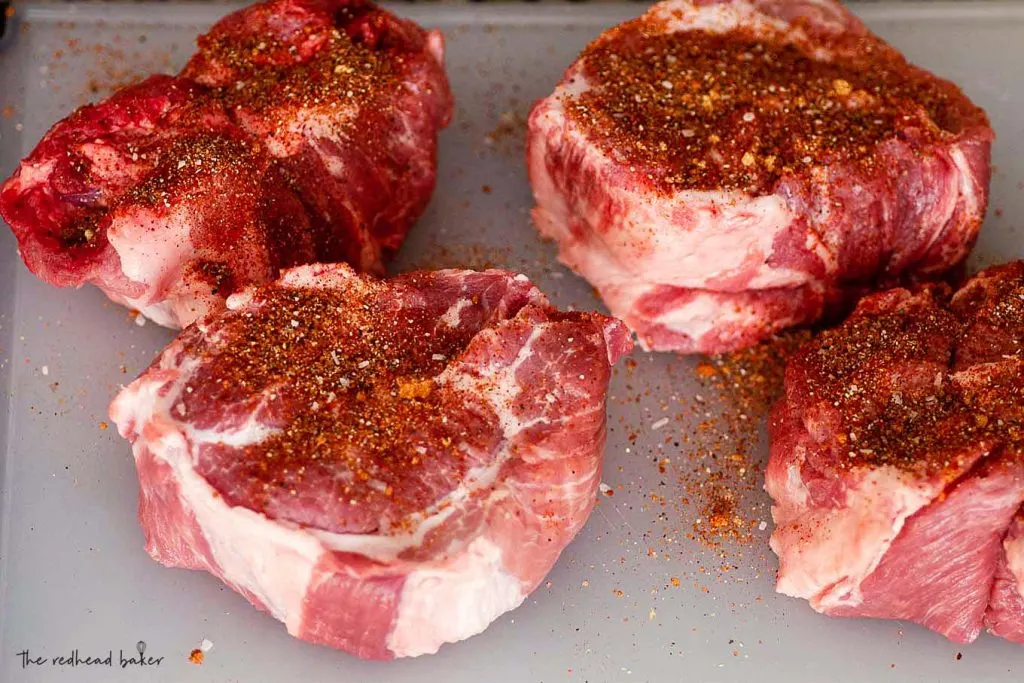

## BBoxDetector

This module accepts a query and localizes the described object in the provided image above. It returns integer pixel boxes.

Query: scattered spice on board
[683,330,810,549]
[484,110,528,155]
[398,242,513,272]
[58,37,176,102]
[602,329,809,599]
[705,330,810,426]
[607,329,809,587]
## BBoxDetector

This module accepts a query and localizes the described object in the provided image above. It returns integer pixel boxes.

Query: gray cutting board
[1,2,1024,682]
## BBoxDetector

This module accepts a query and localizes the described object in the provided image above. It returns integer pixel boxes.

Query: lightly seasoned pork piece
[765,261,1024,644]
[0,0,452,328]
[528,0,993,354]
[110,263,632,659]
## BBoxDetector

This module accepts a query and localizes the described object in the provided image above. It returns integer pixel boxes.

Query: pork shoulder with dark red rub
[182,0,453,272]
[109,263,632,659]
[528,0,992,354]
[0,0,452,328]
[766,261,1024,644]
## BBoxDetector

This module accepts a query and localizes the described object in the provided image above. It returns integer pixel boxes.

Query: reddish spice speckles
[178,277,485,522]
[569,26,986,193]
[706,486,738,529]
[197,25,395,118]
[788,263,1024,475]
[123,134,263,213]
[677,331,810,549]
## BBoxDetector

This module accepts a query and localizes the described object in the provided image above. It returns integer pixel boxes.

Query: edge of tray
[0,45,23,675]
[16,1,1024,28]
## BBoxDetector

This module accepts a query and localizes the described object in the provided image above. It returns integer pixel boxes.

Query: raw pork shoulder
[766,261,1024,644]
[1,0,452,328]
[0,76,315,327]
[528,0,992,354]
[182,0,453,271]
[110,263,632,659]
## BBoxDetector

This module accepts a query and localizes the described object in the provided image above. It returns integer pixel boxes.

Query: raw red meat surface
[110,263,632,658]
[1,0,452,327]
[528,0,992,353]
[766,261,1024,643]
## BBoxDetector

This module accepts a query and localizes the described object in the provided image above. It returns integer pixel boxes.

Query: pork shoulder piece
[1,0,452,328]
[766,261,1024,643]
[182,0,454,271]
[109,263,632,659]
[0,75,315,327]
[527,0,993,354]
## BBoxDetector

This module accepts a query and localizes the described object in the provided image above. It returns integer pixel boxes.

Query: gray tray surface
[2,3,1024,682]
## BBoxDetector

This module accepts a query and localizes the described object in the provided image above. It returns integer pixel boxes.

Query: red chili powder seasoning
[569,23,983,195]
[683,330,810,549]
